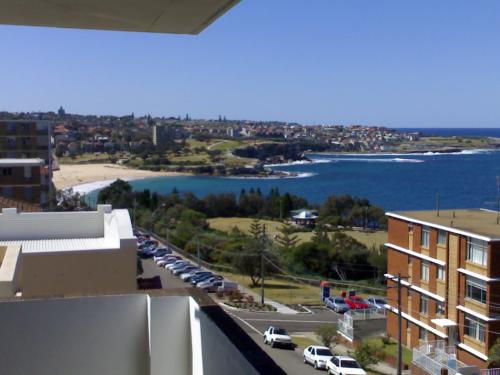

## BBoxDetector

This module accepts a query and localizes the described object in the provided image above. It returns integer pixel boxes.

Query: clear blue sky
[0,0,499,127]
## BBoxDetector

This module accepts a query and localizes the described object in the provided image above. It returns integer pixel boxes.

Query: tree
[55,188,87,211]
[249,219,263,239]
[353,340,385,368]
[489,338,500,367]
[231,240,262,287]
[276,224,299,251]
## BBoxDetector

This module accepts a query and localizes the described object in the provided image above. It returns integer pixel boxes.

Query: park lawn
[218,271,325,305]
[367,338,412,365]
[59,152,115,164]
[208,217,387,249]
[209,140,244,151]
[169,153,209,163]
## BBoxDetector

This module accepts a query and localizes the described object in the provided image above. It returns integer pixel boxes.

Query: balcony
[412,341,479,375]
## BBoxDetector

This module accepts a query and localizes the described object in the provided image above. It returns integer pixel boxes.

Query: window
[465,314,485,342]
[420,296,429,315]
[2,187,12,198]
[437,266,446,281]
[421,226,430,247]
[408,224,413,234]
[421,261,430,282]
[438,230,447,245]
[466,276,487,304]
[436,302,445,315]
[467,237,488,266]
[419,327,428,341]
[1,168,12,176]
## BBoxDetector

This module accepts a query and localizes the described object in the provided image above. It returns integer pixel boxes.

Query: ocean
[396,128,500,137]
[80,147,500,212]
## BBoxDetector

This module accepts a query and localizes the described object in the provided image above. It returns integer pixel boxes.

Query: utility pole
[397,272,403,375]
[196,235,200,267]
[260,249,265,306]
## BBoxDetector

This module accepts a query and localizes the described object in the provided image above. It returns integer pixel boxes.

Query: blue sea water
[84,148,500,211]
[396,128,500,137]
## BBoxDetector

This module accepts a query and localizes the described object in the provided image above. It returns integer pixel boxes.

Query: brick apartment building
[0,120,53,207]
[385,209,500,372]
[0,159,48,207]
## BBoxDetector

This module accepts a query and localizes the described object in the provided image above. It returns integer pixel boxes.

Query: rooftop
[0,0,240,34]
[387,209,500,241]
[0,205,135,253]
[0,158,44,166]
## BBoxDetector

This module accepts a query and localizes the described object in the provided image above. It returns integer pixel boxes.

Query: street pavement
[142,259,342,375]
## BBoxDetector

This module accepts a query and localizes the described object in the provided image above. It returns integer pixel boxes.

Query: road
[142,259,340,375]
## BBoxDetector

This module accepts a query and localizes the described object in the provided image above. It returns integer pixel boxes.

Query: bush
[354,339,385,368]
[314,324,337,348]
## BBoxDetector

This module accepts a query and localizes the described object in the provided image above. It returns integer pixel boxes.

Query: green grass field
[207,217,387,249]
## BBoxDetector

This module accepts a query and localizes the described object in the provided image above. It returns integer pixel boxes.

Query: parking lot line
[227,313,263,335]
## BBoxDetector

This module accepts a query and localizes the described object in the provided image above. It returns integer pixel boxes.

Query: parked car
[326,356,366,375]
[345,296,369,310]
[157,256,181,267]
[365,296,387,311]
[170,263,193,273]
[153,249,172,261]
[173,265,198,276]
[166,260,189,270]
[263,326,293,348]
[198,279,223,292]
[195,275,222,287]
[181,270,206,282]
[303,345,333,370]
[217,280,238,293]
[139,240,158,249]
[324,297,350,313]
[190,272,213,285]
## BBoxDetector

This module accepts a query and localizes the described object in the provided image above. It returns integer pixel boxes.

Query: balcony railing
[412,341,477,375]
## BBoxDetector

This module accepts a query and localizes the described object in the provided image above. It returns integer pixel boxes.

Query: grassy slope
[207,217,387,248]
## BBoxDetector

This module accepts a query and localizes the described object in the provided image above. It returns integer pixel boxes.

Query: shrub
[314,324,337,348]
[354,339,385,368]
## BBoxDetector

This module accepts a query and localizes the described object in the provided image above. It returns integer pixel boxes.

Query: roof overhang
[0,0,240,34]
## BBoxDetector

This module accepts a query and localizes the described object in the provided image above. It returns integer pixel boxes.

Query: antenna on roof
[436,193,440,217]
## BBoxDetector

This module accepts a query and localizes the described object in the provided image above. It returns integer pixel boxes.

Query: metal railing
[338,315,353,341]
[349,307,387,319]
[482,370,500,375]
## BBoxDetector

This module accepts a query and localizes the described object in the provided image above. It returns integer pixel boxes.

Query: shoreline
[53,163,189,191]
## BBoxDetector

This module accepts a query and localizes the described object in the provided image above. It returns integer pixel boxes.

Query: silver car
[365,296,387,311]
[325,296,350,313]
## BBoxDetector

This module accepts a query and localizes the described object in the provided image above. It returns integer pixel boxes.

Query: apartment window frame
[421,226,430,248]
[467,237,488,267]
[421,261,430,282]
[420,295,429,315]
[465,276,487,304]
[437,230,447,245]
[464,314,485,342]
[436,301,445,315]
[1,167,12,176]
[437,266,446,281]
[419,327,428,341]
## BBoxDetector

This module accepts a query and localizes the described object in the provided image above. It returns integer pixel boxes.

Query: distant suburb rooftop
[387,209,500,241]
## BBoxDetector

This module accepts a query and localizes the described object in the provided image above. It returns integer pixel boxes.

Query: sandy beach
[53,163,187,191]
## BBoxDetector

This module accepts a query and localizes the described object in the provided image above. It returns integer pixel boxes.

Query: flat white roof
[0,158,44,167]
[0,205,134,253]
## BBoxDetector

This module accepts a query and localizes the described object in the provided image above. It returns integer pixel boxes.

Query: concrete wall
[0,244,22,297]
[0,293,271,375]
[21,246,136,297]
[0,294,150,375]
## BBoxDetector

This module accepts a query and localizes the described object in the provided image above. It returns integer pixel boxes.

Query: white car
[165,260,188,270]
[326,356,366,375]
[180,269,202,281]
[303,345,334,370]
[263,326,293,348]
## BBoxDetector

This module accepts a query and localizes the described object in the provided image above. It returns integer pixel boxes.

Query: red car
[345,296,369,309]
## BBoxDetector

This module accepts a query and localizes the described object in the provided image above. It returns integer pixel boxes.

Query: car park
[263,326,293,348]
[153,249,172,261]
[365,296,387,311]
[345,296,369,309]
[170,262,193,273]
[303,345,333,370]
[194,275,222,287]
[326,356,366,375]
[324,296,350,313]
[217,280,238,293]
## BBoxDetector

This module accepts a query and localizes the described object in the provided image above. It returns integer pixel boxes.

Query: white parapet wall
[0,292,270,375]
[0,244,22,297]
